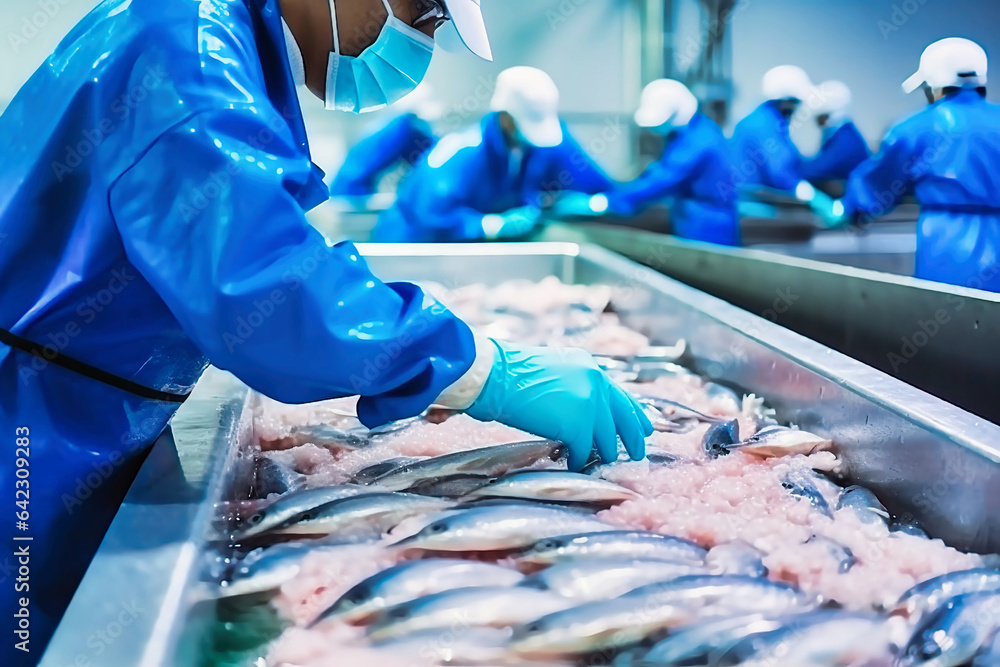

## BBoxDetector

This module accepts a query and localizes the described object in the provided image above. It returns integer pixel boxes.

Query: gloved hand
[794,180,847,229]
[481,206,542,240]
[465,339,654,470]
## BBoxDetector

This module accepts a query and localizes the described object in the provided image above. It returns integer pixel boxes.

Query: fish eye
[524,622,544,634]
[298,512,313,521]
[539,539,559,550]
[487,478,498,484]
[430,522,448,534]
[388,607,410,619]
[248,513,264,524]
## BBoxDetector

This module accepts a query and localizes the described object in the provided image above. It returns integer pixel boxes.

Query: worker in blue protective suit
[814,38,1000,293]
[730,65,814,192]
[375,66,613,242]
[800,81,870,184]
[0,0,652,660]
[606,79,740,246]
[329,83,441,196]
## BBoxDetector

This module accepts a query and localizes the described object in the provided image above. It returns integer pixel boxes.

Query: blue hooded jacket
[730,101,804,191]
[801,121,870,182]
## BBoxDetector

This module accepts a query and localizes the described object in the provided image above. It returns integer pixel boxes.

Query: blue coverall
[844,89,1000,292]
[610,112,741,246]
[800,121,870,182]
[330,113,438,196]
[0,0,475,656]
[375,111,613,242]
[730,101,804,191]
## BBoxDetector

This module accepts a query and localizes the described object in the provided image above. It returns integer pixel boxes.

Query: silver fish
[272,492,451,539]
[719,610,892,666]
[639,613,789,666]
[705,541,768,577]
[895,568,1000,619]
[512,576,816,657]
[217,542,344,598]
[805,535,856,574]
[522,558,707,600]
[633,362,697,383]
[351,457,427,485]
[366,586,575,641]
[836,485,890,525]
[369,627,545,666]
[405,475,496,497]
[251,456,307,499]
[288,422,370,450]
[703,419,741,458]
[899,592,1000,667]
[781,468,836,517]
[234,485,368,538]
[464,471,639,505]
[313,558,525,624]
[517,531,707,566]
[727,424,832,457]
[622,574,817,615]
[370,440,564,491]
[891,518,930,539]
[392,505,614,552]
[638,396,721,424]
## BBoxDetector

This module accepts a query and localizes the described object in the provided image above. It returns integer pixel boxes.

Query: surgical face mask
[325,0,435,113]
[281,19,306,88]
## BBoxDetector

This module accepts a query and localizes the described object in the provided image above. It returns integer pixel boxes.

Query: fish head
[731,425,832,457]
[519,535,575,564]
[509,615,568,656]
[391,516,459,551]
[321,580,379,624]
[366,601,420,640]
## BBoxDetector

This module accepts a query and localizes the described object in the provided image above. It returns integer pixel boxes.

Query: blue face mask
[325,0,435,113]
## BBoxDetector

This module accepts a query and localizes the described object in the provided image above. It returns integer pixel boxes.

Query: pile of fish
[207,279,999,667]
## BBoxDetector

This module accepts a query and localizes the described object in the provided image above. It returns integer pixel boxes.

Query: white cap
[762,65,813,101]
[490,66,563,147]
[902,37,987,93]
[813,80,851,120]
[635,79,698,129]
[441,0,492,61]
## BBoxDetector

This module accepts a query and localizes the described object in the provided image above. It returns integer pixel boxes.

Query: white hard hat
[440,0,492,61]
[490,67,563,147]
[813,80,852,117]
[902,37,987,93]
[635,79,698,129]
[762,65,813,101]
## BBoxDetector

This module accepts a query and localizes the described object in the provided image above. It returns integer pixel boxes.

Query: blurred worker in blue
[606,79,740,246]
[730,65,813,192]
[800,81,870,186]
[818,38,1000,292]
[375,66,613,241]
[0,0,651,659]
[330,82,443,196]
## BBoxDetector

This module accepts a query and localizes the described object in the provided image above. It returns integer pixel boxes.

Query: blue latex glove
[466,339,654,470]
[482,206,542,239]
[795,180,847,229]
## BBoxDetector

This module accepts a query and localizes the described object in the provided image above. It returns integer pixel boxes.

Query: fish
[369,440,564,491]
[512,576,816,657]
[270,492,452,540]
[599,342,687,365]
[705,382,742,414]
[891,518,930,538]
[638,613,789,666]
[836,485,890,525]
[522,558,708,600]
[805,535,856,573]
[517,530,707,566]
[702,419,741,458]
[391,505,614,552]
[781,468,836,517]
[313,559,525,624]
[250,456,307,499]
[894,568,1000,619]
[638,396,722,424]
[405,475,496,497]
[217,542,345,598]
[351,457,427,485]
[705,541,768,577]
[365,586,576,641]
[369,627,544,666]
[717,610,893,666]
[898,593,1000,666]
[633,361,697,383]
[464,471,639,505]
[234,484,368,539]
[621,574,816,614]
[288,422,371,451]
[725,424,832,458]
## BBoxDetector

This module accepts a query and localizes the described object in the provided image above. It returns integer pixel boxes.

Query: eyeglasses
[414,0,450,29]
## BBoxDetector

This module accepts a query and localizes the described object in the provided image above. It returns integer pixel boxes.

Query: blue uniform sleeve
[843,126,915,219]
[403,156,493,240]
[524,130,613,207]
[330,114,436,196]
[611,140,702,212]
[108,107,475,423]
[801,124,870,182]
